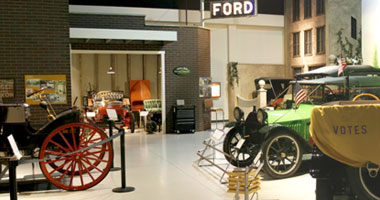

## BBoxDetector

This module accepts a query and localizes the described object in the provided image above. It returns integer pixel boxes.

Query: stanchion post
[108,120,120,171]
[9,160,18,200]
[112,129,135,193]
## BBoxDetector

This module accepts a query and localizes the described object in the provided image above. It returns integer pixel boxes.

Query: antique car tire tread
[346,166,380,200]
[262,129,303,179]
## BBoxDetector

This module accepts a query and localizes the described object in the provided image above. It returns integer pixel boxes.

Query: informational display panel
[211,0,257,19]
[199,77,212,97]
[210,82,221,98]
[0,79,14,98]
[25,74,67,105]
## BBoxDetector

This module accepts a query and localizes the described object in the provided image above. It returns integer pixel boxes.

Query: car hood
[267,104,316,124]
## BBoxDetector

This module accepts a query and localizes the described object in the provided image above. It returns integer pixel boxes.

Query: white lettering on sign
[213,3,222,16]
[211,0,256,18]
[244,1,253,13]
[223,3,232,16]
[234,2,243,15]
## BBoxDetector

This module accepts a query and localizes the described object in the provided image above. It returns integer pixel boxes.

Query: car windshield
[290,83,341,105]
[290,75,380,104]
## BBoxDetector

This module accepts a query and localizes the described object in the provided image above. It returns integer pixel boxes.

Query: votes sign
[211,0,257,18]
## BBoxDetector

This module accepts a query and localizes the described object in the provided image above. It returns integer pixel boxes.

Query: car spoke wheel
[347,166,380,199]
[40,123,113,191]
[223,128,258,167]
[263,130,302,179]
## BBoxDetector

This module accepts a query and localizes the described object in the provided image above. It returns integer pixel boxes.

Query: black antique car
[310,100,380,200]
[223,65,380,179]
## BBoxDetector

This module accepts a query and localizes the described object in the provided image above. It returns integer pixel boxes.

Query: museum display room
[1,0,380,199]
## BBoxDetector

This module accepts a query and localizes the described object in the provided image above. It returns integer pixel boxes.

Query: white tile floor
[0,127,316,200]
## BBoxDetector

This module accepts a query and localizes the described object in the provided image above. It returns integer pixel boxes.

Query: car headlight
[233,107,244,122]
[256,109,267,125]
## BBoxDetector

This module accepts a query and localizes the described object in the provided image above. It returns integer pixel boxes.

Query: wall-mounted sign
[199,77,212,97]
[210,82,221,98]
[0,79,14,98]
[25,74,67,105]
[173,66,191,76]
[211,0,257,19]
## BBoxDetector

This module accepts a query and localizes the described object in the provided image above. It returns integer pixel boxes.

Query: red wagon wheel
[39,122,113,191]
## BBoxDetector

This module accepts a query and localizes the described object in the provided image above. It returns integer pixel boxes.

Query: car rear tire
[346,166,380,200]
[262,129,302,179]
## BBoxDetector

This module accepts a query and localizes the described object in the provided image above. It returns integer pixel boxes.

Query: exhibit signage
[173,66,191,76]
[24,74,67,105]
[211,0,257,19]
[0,79,14,98]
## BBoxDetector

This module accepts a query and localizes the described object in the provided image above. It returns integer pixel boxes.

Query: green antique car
[223,65,380,179]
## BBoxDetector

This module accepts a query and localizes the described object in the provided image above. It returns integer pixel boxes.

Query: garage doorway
[70,50,166,133]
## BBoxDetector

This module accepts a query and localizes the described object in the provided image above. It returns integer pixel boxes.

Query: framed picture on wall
[25,75,67,105]
[0,79,15,98]
[199,77,211,97]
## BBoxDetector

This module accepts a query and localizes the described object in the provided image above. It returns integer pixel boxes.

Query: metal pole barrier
[108,120,120,171]
[112,129,135,193]
[9,160,18,200]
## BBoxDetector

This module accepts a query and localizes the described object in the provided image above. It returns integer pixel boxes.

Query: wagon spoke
[83,130,97,146]
[79,159,95,181]
[86,138,102,144]
[83,156,108,164]
[45,150,66,156]
[49,159,71,175]
[71,127,78,150]
[49,140,70,153]
[82,157,104,174]
[82,149,108,156]
[45,156,71,164]
[58,160,74,183]
[69,161,77,186]
[58,131,74,151]
[77,160,84,186]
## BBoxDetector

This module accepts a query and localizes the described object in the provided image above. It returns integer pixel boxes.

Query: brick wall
[70,14,146,30]
[0,0,71,126]
[70,14,211,132]
[162,27,211,132]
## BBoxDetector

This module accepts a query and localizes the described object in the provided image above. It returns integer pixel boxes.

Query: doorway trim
[70,49,166,134]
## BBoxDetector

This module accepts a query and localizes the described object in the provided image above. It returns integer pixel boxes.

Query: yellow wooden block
[228,182,260,190]
[227,186,260,194]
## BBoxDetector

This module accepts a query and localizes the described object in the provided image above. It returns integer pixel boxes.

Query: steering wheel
[352,93,380,101]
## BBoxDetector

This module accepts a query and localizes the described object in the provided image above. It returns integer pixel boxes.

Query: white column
[258,80,267,108]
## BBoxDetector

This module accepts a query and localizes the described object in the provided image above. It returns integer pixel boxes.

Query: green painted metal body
[266,104,315,141]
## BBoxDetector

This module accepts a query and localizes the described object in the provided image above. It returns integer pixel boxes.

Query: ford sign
[211,0,257,19]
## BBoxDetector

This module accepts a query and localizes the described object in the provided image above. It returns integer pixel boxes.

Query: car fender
[224,121,238,128]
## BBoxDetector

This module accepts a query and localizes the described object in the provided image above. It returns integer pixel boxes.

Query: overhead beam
[70,28,177,42]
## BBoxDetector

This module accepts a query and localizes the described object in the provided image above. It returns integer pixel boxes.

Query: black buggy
[0,88,113,191]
